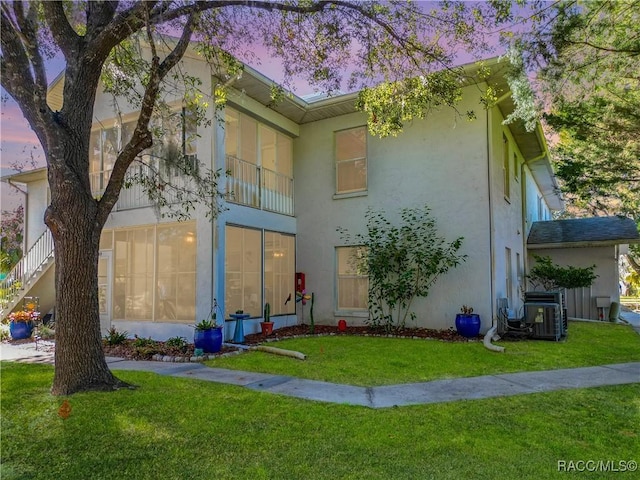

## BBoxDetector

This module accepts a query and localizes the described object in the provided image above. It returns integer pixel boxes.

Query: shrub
[528,255,597,291]
[165,336,189,353]
[104,327,128,345]
[338,205,466,331]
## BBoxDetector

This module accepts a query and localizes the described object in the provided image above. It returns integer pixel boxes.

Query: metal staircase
[1,229,54,319]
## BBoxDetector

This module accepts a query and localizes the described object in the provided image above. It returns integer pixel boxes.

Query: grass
[1,362,639,480]
[207,321,640,386]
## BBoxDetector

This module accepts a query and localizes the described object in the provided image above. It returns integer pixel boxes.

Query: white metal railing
[90,164,191,211]
[226,155,294,216]
[0,229,54,311]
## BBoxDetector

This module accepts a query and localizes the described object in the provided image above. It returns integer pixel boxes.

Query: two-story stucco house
[1,54,568,341]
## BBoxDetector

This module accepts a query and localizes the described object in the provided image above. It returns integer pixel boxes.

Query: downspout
[483,107,504,353]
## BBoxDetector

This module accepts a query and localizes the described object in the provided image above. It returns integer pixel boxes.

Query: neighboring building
[527,216,640,320]
[1,54,566,340]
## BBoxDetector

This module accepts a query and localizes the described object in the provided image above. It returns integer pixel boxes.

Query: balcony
[90,164,193,211]
[225,155,294,216]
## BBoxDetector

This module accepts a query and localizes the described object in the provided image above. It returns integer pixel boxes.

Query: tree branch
[0,5,51,148]
[96,12,197,227]
[41,1,81,58]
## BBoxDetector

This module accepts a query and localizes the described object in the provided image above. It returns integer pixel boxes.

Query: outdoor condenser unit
[524,291,565,341]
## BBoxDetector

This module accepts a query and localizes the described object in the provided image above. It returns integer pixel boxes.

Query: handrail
[0,229,54,310]
[225,155,294,216]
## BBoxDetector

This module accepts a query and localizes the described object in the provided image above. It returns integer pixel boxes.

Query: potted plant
[260,302,274,335]
[455,305,481,338]
[8,308,39,340]
[193,311,223,353]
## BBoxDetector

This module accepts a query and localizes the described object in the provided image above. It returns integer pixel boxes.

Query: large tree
[509,0,640,271]
[1,0,509,395]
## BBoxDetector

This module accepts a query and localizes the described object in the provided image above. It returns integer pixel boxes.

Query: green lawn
[208,321,640,386]
[2,321,639,479]
[1,362,638,480]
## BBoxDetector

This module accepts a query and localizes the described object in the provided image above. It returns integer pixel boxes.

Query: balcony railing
[225,155,294,216]
[90,164,193,211]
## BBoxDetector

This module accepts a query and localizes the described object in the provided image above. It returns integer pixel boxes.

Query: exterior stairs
[1,230,54,320]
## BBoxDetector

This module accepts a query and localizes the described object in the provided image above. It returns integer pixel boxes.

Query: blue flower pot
[455,314,481,338]
[10,321,33,340]
[194,326,223,353]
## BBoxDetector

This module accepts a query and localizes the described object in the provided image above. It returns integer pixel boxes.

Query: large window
[336,246,368,311]
[89,107,197,194]
[335,127,367,194]
[225,108,293,214]
[265,232,295,316]
[110,222,196,322]
[225,226,262,317]
[225,226,296,318]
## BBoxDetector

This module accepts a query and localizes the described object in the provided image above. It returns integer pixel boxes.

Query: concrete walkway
[2,341,638,409]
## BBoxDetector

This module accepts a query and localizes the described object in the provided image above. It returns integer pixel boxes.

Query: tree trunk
[47,152,129,396]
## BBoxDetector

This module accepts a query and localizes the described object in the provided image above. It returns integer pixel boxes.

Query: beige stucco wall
[294,87,495,331]
[25,177,49,250]
[488,108,529,313]
[528,246,620,320]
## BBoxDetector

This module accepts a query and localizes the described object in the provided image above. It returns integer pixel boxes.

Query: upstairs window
[335,127,367,194]
[225,108,292,178]
[89,107,197,194]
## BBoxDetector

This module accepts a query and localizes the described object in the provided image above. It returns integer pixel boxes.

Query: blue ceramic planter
[194,326,223,353]
[455,314,481,338]
[10,321,33,340]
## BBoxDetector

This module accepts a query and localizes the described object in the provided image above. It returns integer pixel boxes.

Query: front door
[98,251,112,334]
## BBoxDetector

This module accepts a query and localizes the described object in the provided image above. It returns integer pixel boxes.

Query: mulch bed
[102,324,477,361]
[243,324,474,345]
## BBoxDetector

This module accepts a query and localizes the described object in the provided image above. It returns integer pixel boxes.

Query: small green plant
[132,335,156,348]
[104,327,128,345]
[194,319,215,330]
[165,336,189,354]
[263,303,271,322]
[37,324,55,340]
[235,309,244,314]
[528,254,598,291]
[460,305,474,315]
[132,335,160,358]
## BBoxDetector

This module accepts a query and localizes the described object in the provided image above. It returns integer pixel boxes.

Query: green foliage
[36,324,55,340]
[509,0,640,218]
[263,302,271,323]
[338,206,466,331]
[132,336,156,348]
[0,205,24,274]
[165,336,189,353]
[528,255,598,291]
[194,319,216,331]
[356,70,464,138]
[103,327,129,346]
[132,336,160,357]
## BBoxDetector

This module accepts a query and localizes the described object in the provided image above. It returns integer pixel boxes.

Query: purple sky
[0,2,510,212]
